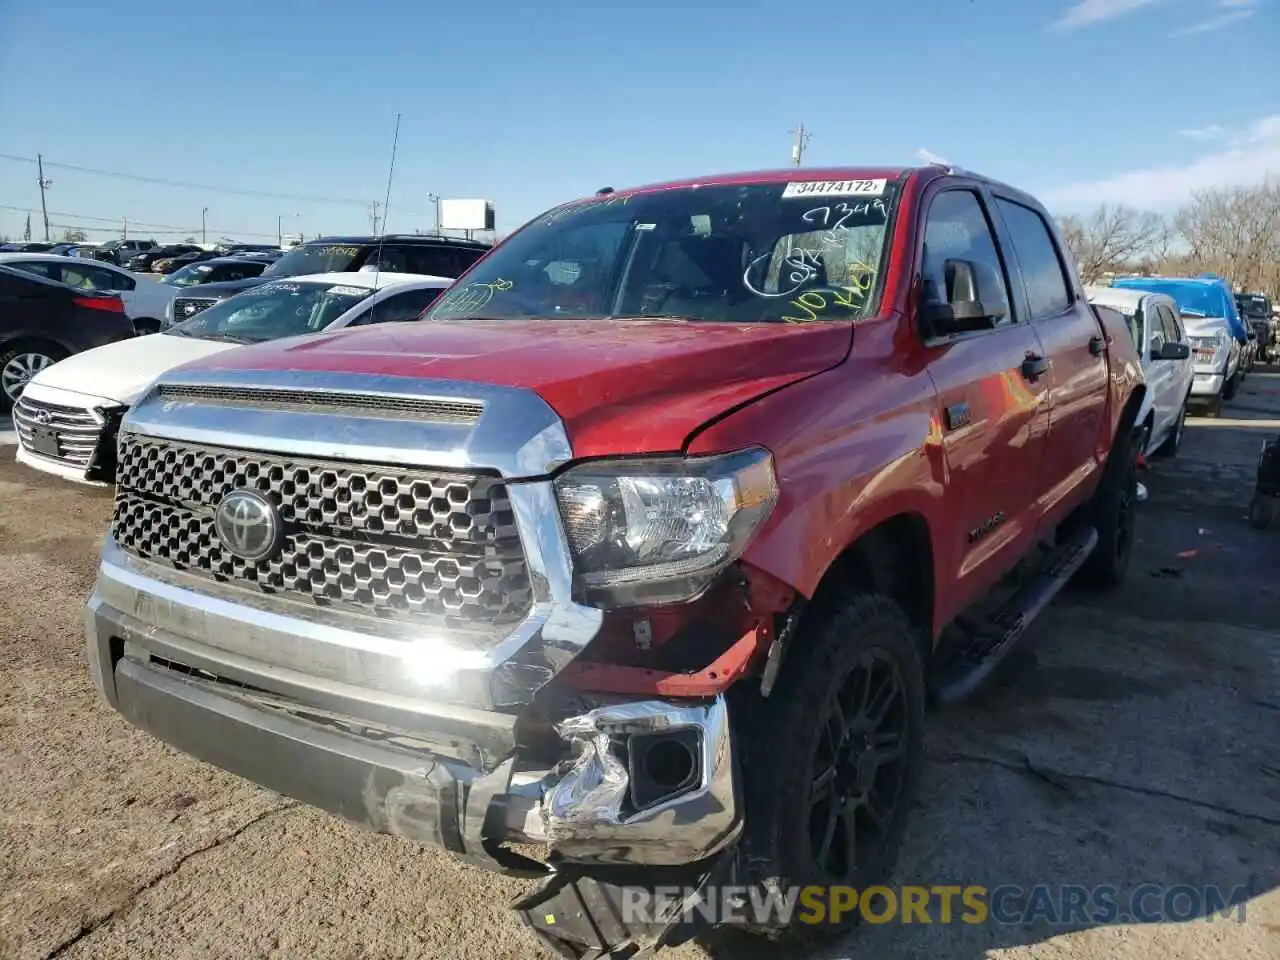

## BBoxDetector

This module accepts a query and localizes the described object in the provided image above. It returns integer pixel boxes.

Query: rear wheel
[1079,425,1138,590]
[739,594,925,942]
[1,345,65,411]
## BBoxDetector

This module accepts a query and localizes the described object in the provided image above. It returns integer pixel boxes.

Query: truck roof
[575,164,1036,209]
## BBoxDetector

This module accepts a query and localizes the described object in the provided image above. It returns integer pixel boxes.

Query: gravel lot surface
[1,375,1277,960]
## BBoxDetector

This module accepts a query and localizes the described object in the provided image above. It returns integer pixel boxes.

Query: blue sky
[1,0,1277,244]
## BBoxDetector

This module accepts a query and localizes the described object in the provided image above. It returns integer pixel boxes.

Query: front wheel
[1223,371,1240,401]
[738,594,925,942]
[1152,396,1189,458]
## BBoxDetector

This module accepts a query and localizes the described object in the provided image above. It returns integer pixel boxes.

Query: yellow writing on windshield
[436,278,514,315]
[781,283,869,324]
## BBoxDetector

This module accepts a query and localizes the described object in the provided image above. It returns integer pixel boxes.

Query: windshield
[166,263,217,287]
[262,243,363,277]
[1237,295,1271,318]
[1114,279,1229,319]
[165,280,370,342]
[426,181,899,324]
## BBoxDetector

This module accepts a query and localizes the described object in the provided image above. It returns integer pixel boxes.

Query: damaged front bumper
[86,588,740,874]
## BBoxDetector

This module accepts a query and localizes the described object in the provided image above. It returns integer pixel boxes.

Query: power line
[0,203,277,239]
[0,152,376,207]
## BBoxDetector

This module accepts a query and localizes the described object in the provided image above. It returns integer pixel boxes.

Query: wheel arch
[804,511,937,666]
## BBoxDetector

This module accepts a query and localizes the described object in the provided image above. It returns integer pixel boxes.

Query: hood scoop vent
[156,383,484,424]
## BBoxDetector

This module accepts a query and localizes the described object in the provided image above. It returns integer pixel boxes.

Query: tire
[738,594,925,942]
[1250,495,1274,531]
[1152,395,1189,458]
[1079,424,1138,590]
[0,345,66,411]
[1203,395,1223,419]
[1223,370,1239,401]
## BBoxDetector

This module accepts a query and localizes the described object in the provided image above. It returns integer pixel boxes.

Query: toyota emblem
[214,489,283,562]
[184,303,197,315]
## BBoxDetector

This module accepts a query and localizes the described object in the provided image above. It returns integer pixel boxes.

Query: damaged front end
[86,369,800,958]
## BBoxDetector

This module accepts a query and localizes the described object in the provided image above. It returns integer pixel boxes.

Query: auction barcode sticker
[781,179,887,198]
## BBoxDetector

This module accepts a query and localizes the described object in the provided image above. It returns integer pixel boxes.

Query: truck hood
[181,320,854,456]
[1181,315,1231,339]
[32,333,239,405]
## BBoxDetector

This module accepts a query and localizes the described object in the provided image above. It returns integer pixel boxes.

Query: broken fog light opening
[628,728,701,810]
[554,448,778,608]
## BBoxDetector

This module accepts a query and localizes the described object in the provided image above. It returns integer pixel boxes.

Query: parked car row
[1102,273,1261,417]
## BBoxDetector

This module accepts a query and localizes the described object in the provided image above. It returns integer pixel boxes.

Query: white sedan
[1086,285,1195,458]
[13,271,452,485]
[0,252,173,334]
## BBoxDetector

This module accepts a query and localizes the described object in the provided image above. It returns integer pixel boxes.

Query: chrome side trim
[540,696,740,866]
[94,480,602,710]
[127,367,573,478]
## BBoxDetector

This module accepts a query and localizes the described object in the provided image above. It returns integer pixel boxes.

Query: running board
[930,527,1099,705]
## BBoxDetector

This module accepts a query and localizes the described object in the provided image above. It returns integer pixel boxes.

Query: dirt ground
[1,377,1277,960]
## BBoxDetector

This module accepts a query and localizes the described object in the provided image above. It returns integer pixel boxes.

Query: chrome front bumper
[86,581,740,870]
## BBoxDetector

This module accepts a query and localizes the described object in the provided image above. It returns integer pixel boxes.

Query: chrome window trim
[125,368,573,478]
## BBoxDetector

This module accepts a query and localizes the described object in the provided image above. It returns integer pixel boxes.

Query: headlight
[554,448,778,607]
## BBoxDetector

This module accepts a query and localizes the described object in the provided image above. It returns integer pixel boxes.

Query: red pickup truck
[85,165,1144,957]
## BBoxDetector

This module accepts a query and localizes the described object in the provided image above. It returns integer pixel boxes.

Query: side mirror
[1154,341,1191,361]
[921,258,1008,337]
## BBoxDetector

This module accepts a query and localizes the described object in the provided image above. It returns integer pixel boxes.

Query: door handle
[1021,353,1049,381]
[1089,335,1107,355]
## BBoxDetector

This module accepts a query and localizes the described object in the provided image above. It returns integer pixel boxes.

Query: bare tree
[61,228,88,242]
[1056,205,1167,283]
[1174,179,1280,297]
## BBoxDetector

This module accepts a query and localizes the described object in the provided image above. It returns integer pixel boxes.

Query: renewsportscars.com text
[620,884,1251,927]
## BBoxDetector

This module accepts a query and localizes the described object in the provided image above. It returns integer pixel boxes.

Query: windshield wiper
[199,333,258,344]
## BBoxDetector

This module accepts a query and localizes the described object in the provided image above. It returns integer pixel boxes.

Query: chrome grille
[13,397,105,468]
[110,433,532,629]
[172,296,218,320]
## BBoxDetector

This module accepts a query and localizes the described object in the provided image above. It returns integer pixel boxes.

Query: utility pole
[36,153,52,241]
[122,216,128,240]
[202,207,208,245]
[369,201,382,235]
[790,123,811,167]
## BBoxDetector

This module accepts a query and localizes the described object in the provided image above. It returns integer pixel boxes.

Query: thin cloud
[1042,115,1280,209]
[1180,125,1228,140]
[1170,8,1255,34]
[1051,0,1161,31]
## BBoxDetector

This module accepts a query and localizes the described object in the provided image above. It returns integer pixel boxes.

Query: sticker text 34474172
[781,179,887,199]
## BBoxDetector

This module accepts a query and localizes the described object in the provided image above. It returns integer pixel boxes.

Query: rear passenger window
[995,199,1072,318]
[921,190,1013,326]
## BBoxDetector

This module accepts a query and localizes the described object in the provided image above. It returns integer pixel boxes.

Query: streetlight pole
[277,214,282,247]
[202,207,208,245]
[428,193,441,235]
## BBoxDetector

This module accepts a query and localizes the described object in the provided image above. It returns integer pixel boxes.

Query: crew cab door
[990,195,1110,533]
[917,187,1051,609]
